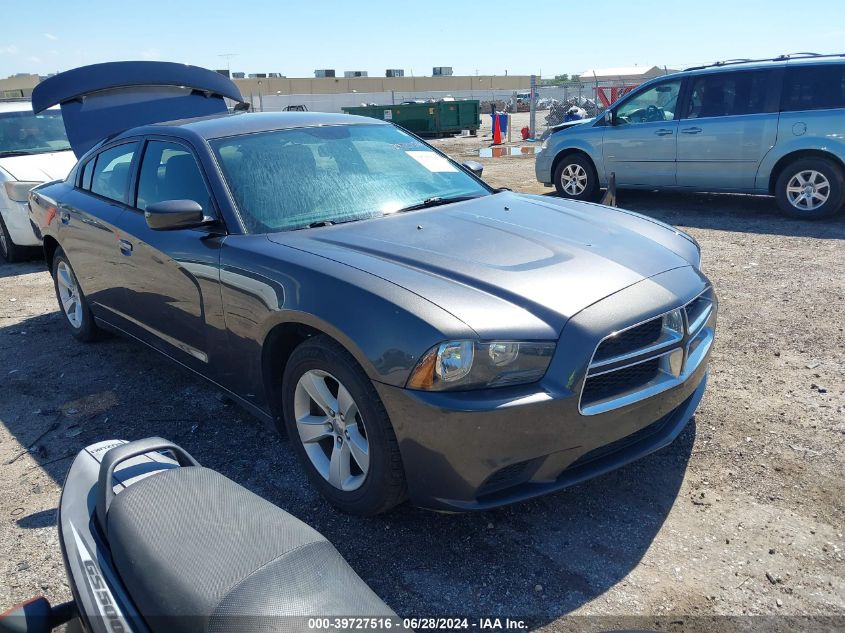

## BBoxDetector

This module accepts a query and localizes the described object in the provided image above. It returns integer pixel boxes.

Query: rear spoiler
[32,61,245,158]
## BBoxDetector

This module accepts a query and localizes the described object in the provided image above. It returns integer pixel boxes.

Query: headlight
[3,181,42,203]
[406,340,555,391]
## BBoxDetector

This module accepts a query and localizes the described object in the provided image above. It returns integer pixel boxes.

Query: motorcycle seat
[106,465,394,633]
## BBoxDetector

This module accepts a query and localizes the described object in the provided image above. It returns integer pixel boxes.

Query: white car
[0,100,76,262]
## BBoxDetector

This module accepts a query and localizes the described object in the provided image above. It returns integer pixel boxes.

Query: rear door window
[781,64,845,112]
[90,143,138,203]
[684,71,771,119]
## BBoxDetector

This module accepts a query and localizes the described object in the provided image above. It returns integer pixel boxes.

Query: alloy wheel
[293,369,370,491]
[560,163,588,196]
[56,261,83,328]
[786,170,830,212]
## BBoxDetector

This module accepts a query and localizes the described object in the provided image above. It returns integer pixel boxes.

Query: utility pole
[217,53,238,76]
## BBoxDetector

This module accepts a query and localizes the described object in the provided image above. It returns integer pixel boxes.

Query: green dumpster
[342,100,480,136]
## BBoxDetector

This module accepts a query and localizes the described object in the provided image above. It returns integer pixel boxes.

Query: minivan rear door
[676,68,780,192]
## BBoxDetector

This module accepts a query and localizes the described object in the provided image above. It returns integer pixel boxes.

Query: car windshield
[210,123,490,233]
[0,110,71,156]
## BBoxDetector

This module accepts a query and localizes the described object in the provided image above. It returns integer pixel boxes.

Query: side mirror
[462,160,484,177]
[605,110,616,126]
[145,200,207,231]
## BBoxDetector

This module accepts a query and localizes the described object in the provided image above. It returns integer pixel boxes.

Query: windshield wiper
[394,195,482,214]
[0,150,34,157]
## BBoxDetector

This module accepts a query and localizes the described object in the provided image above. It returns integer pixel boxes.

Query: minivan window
[781,64,845,112]
[90,143,137,203]
[136,141,212,212]
[685,71,770,118]
[615,80,682,124]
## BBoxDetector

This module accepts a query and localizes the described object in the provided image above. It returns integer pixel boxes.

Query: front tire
[775,158,845,220]
[282,335,407,515]
[51,248,101,342]
[553,154,600,201]
[0,214,26,263]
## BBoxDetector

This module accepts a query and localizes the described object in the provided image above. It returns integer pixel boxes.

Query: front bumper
[534,149,553,185]
[0,201,40,246]
[376,266,715,511]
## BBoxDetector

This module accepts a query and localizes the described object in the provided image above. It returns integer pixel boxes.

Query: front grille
[582,357,660,403]
[593,318,663,362]
[685,289,714,333]
[579,287,716,415]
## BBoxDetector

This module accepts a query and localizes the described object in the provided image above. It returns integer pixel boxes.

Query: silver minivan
[536,54,845,219]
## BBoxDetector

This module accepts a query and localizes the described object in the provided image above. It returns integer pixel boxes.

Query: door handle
[681,127,702,134]
[118,239,133,256]
[654,129,674,136]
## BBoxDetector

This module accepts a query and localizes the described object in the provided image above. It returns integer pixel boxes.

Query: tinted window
[210,124,489,233]
[90,143,137,203]
[781,64,845,112]
[136,141,211,212]
[79,158,95,190]
[615,80,682,124]
[685,71,770,118]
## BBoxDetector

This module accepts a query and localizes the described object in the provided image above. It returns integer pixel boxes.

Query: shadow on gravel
[549,189,845,239]
[16,508,57,529]
[1,310,692,626]
[0,259,45,280]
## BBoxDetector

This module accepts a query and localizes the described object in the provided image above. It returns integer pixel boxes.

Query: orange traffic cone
[492,113,502,145]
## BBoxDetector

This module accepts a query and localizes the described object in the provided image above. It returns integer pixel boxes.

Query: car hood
[0,150,76,182]
[269,192,697,339]
[540,118,594,140]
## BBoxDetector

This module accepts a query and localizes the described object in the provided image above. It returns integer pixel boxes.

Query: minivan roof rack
[684,52,845,71]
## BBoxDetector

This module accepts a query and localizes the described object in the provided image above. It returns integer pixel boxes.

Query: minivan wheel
[282,335,407,515]
[775,158,845,220]
[51,248,101,342]
[553,154,600,201]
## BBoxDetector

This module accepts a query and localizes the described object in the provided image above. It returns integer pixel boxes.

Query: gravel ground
[1,124,843,631]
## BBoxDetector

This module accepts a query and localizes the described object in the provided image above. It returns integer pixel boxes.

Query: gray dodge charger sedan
[29,62,716,514]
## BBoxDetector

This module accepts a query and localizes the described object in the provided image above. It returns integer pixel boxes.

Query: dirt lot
[1,121,843,631]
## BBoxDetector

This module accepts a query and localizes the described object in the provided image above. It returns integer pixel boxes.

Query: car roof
[681,55,845,77]
[0,100,34,114]
[119,111,388,143]
[0,101,63,114]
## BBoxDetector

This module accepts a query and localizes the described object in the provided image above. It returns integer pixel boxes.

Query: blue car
[536,53,845,219]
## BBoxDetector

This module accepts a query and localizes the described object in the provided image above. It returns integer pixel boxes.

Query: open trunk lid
[31,61,245,158]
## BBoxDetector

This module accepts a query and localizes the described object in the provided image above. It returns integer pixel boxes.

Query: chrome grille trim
[579,287,715,416]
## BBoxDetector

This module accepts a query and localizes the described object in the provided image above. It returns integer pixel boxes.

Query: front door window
[615,80,682,124]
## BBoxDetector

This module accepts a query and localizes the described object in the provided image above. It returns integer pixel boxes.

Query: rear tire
[0,214,26,263]
[282,335,407,515]
[553,154,600,202]
[775,157,845,220]
[51,248,101,342]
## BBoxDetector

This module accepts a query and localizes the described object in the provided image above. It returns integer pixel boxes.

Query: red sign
[596,85,638,107]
